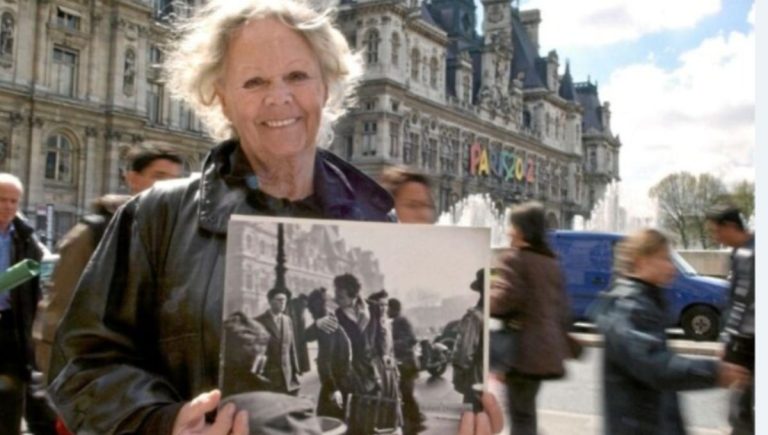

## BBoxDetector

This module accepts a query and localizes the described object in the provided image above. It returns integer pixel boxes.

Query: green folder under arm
[0,259,40,294]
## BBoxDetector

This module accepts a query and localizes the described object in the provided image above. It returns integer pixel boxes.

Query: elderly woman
[46,1,393,434]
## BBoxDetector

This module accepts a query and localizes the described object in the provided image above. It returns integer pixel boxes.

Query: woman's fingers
[173,390,223,434]
[209,402,237,434]
[231,409,249,435]
[474,411,492,435]
[458,411,475,435]
[481,391,504,434]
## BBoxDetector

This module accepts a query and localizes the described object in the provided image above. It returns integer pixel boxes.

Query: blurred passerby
[380,166,436,223]
[489,202,574,435]
[388,298,424,435]
[34,146,183,380]
[595,228,749,435]
[0,173,57,435]
[706,205,755,435]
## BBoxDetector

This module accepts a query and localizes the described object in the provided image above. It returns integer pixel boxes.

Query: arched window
[410,48,420,81]
[363,29,380,64]
[429,57,438,89]
[390,32,400,66]
[45,133,73,183]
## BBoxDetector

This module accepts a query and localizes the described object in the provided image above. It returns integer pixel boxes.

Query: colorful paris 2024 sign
[468,142,537,183]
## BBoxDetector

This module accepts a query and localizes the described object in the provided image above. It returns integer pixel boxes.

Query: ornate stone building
[226,222,385,317]
[0,0,210,243]
[0,0,621,245]
[333,0,621,227]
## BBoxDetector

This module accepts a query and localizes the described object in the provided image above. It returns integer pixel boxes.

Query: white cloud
[521,0,722,49]
[601,28,755,218]
[748,2,755,26]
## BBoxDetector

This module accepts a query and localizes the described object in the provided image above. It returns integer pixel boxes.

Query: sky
[476,0,755,220]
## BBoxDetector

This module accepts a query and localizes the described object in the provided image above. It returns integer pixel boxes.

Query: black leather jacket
[47,141,393,434]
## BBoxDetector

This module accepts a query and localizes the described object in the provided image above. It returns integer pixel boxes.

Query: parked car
[548,230,729,341]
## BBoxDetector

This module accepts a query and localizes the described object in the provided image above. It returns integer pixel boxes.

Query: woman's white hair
[164,0,363,146]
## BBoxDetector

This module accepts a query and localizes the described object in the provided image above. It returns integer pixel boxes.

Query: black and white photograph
[220,215,490,435]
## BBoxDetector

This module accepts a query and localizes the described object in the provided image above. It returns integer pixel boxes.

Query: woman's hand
[172,390,249,435]
[457,391,504,435]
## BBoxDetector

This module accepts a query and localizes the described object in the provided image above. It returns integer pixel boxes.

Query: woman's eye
[287,71,309,81]
[243,78,265,88]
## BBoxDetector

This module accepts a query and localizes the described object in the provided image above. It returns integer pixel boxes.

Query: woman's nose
[264,81,292,105]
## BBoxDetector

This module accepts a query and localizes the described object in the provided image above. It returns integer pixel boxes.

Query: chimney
[520,9,541,52]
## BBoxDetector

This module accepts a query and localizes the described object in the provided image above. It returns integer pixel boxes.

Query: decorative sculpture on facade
[0,13,14,57]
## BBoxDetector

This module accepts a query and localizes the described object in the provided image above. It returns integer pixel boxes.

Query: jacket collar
[197,140,393,234]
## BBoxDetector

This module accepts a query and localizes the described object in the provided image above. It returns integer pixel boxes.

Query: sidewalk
[572,332,724,357]
[535,409,728,435]
[487,375,730,435]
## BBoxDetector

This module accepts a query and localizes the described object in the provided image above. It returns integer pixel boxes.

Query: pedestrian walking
[489,201,575,435]
[595,228,749,435]
[0,173,57,435]
[706,205,755,435]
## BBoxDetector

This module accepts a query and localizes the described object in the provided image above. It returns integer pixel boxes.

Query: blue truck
[548,230,729,341]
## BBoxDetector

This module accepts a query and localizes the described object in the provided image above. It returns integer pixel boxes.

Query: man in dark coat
[256,287,300,395]
[305,287,350,419]
[388,298,423,435]
[0,173,57,434]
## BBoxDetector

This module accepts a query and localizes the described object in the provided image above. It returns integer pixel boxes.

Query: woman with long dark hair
[489,202,574,435]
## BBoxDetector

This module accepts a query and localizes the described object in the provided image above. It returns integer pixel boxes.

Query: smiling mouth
[263,118,299,128]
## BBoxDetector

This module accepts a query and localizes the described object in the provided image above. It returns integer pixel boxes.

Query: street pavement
[488,334,733,435]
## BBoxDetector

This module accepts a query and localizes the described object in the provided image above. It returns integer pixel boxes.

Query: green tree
[691,174,728,248]
[650,172,696,248]
[725,180,755,221]
[649,172,727,249]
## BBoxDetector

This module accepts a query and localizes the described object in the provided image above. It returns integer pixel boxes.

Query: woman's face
[394,182,435,223]
[216,18,327,164]
[634,247,677,287]
[335,286,354,310]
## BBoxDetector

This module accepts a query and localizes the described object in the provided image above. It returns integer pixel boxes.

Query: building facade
[333,0,621,227]
[0,0,210,243]
[0,0,621,245]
